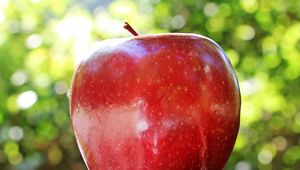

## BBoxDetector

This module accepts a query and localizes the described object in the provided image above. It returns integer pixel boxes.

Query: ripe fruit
[70,23,240,170]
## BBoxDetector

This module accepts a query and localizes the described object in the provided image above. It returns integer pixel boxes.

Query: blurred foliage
[0,0,300,169]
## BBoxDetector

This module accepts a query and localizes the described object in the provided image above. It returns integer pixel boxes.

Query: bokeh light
[16,91,38,110]
[8,126,24,141]
[10,71,28,86]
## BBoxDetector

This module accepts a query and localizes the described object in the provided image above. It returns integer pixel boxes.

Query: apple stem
[123,22,139,36]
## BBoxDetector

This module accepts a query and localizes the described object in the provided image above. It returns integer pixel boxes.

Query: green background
[1,0,300,169]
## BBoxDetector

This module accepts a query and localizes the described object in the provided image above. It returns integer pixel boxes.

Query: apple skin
[70,33,240,170]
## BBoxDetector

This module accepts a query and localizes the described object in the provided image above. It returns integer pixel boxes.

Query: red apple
[70,23,240,170]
